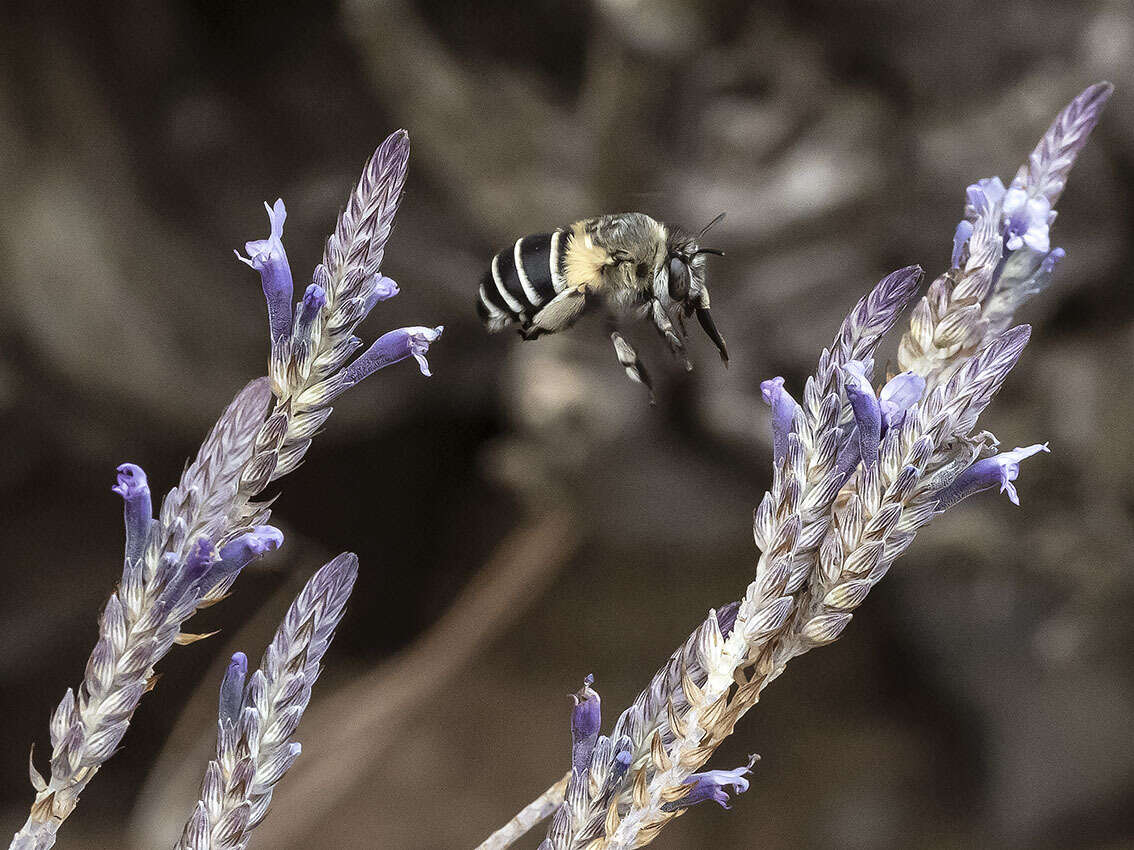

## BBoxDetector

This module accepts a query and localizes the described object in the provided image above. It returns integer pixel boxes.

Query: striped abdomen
[476,231,569,332]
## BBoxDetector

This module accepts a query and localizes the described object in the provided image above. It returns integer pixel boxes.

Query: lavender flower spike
[112,462,151,563]
[842,360,881,467]
[341,325,444,387]
[661,754,759,812]
[570,674,601,776]
[237,198,294,342]
[935,443,1050,510]
[760,377,799,465]
[218,652,247,725]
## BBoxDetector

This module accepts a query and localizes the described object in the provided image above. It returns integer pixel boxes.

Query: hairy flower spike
[178,554,359,850]
[934,443,1050,509]
[509,88,1113,850]
[237,199,294,342]
[112,463,152,564]
[14,129,438,850]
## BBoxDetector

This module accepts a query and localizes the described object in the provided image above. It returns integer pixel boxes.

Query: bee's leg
[649,299,692,371]
[525,288,588,338]
[608,324,655,405]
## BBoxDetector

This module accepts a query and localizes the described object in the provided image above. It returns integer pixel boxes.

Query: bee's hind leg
[608,323,655,405]
[649,299,692,371]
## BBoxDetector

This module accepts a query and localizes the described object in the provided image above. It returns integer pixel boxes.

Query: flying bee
[475,212,728,401]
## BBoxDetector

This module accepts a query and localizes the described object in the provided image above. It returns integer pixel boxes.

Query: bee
[475,212,728,401]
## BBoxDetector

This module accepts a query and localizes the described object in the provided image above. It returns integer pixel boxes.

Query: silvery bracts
[177,553,358,850]
[899,82,1112,390]
[526,84,1108,850]
[10,130,441,850]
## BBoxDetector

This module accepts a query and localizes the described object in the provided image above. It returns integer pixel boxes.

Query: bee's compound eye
[636,262,649,279]
[668,256,689,300]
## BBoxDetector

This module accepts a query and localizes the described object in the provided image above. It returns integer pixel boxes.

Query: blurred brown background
[1,0,1132,847]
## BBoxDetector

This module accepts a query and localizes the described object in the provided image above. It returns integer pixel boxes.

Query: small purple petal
[570,674,601,776]
[934,443,1050,509]
[160,537,218,606]
[362,275,400,315]
[342,325,444,386]
[213,525,284,582]
[237,198,294,341]
[842,360,881,468]
[878,370,925,433]
[951,219,974,269]
[113,463,152,563]
[296,283,327,335]
[661,754,759,812]
[1041,247,1065,276]
[967,176,1007,212]
[218,652,247,725]
[1002,187,1053,253]
[760,377,800,466]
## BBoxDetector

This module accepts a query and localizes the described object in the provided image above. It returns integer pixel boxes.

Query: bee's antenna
[692,247,725,257]
[697,211,726,239]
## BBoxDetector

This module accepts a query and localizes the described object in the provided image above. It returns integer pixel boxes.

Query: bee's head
[660,213,728,364]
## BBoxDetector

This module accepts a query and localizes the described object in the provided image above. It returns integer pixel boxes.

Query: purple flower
[570,674,601,775]
[1002,187,1054,253]
[934,443,1050,509]
[661,754,759,812]
[951,219,974,269]
[160,537,219,607]
[213,525,284,582]
[842,360,881,468]
[237,198,294,341]
[878,370,924,433]
[362,274,400,315]
[112,463,152,563]
[218,652,247,725]
[342,325,444,386]
[760,377,799,466]
[967,176,1006,212]
[296,283,326,337]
